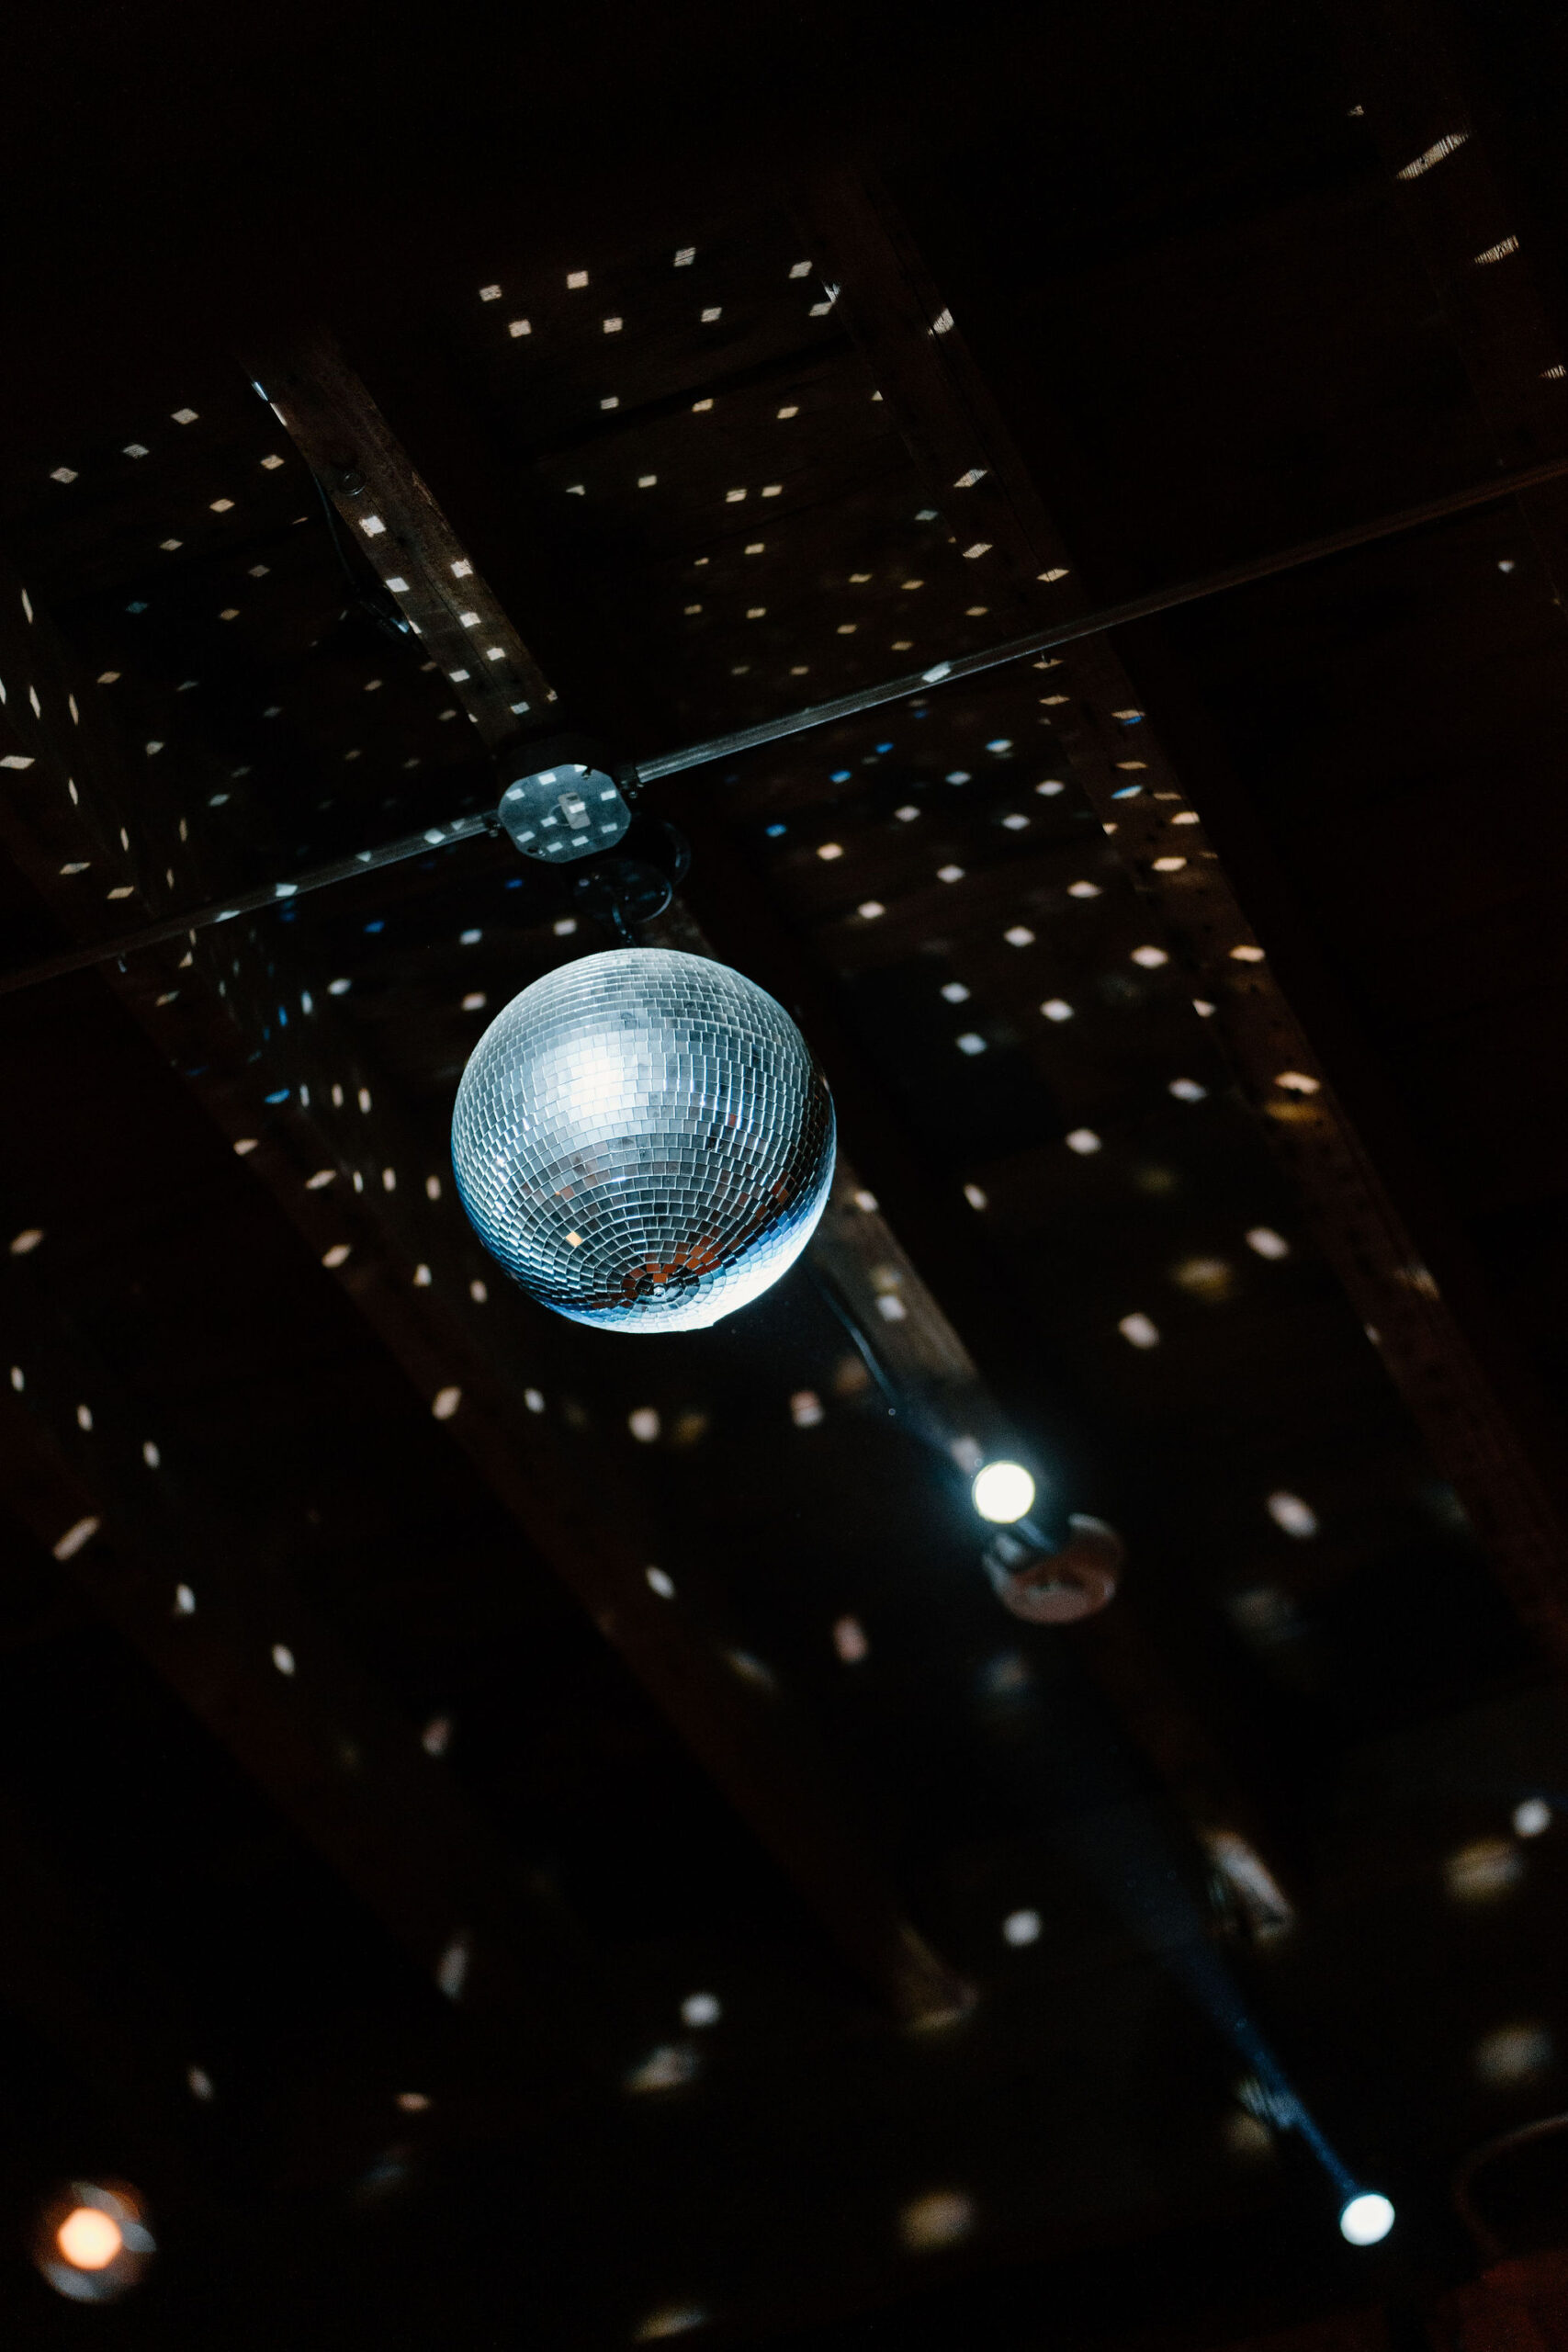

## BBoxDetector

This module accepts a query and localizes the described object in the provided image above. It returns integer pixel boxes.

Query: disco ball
[451,947,836,1332]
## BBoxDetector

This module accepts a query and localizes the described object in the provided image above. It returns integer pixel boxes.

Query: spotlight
[982,1514,1123,1623]
[971,1461,1036,1524]
[1338,2191,1394,2245]
[35,2182,154,2301]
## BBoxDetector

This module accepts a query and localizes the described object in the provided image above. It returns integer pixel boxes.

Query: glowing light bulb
[1339,2192,1394,2245]
[56,2209,122,2270]
[37,2182,153,2304]
[972,1462,1035,1524]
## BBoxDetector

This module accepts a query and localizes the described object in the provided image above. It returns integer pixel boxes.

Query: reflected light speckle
[899,2189,976,2252]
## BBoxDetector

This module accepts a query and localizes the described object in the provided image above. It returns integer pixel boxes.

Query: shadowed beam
[794,162,1568,1673]
[0,355,974,2029]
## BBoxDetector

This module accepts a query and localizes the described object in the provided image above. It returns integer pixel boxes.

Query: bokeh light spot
[972,1462,1035,1523]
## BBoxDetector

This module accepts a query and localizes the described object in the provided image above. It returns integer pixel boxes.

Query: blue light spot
[1111,784,1143,799]
[265,1088,290,1104]
[127,601,148,615]
[830,769,852,784]
[987,738,1013,752]
[875,741,894,754]
[504,877,522,889]
[277,1008,288,1026]
[765,822,787,838]
[364,919,385,933]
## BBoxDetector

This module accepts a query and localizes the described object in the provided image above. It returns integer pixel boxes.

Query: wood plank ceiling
[0,1,1566,2346]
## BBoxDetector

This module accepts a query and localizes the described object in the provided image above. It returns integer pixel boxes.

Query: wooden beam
[255,335,556,751]
[0,1273,589,2066]
[794,164,1568,1671]
[0,379,975,2030]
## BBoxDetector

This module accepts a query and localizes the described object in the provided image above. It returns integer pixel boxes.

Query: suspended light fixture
[452,947,835,1332]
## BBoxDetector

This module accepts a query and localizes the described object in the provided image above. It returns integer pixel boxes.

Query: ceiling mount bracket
[495,732,637,866]
[570,815,692,947]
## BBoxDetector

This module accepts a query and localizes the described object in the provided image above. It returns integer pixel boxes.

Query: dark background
[1,0,1567,2345]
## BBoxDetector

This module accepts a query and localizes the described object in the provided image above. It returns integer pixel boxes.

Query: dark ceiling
[2,1,1568,2346]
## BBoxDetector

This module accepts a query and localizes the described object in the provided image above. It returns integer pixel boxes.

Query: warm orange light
[56,2207,122,2271]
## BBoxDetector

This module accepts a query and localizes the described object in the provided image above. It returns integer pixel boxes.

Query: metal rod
[6,450,1566,1000]
[0,815,493,998]
[637,447,1568,777]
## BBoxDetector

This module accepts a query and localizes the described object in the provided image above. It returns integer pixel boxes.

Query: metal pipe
[6,450,1567,999]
